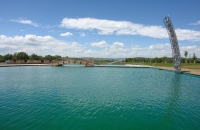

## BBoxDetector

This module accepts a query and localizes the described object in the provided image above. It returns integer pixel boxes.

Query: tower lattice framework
[163,16,181,72]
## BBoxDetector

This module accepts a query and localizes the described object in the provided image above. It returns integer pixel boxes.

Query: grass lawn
[125,62,200,69]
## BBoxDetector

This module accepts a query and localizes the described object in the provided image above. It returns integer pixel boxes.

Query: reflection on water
[161,73,181,129]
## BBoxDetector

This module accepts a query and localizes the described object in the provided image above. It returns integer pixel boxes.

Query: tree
[12,52,18,60]
[0,55,4,62]
[154,57,158,63]
[30,53,40,60]
[44,55,53,60]
[189,54,191,64]
[184,51,188,64]
[163,56,168,64]
[181,58,185,63]
[17,52,29,59]
[192,53,197,64]
[54,55,62,60]
[4,53,12,60]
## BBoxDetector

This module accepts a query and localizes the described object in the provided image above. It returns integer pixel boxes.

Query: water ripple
[0,67,200,129]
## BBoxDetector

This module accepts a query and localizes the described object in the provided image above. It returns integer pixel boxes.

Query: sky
[0,0,200,58]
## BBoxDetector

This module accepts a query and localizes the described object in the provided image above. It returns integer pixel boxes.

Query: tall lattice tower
[163,16,181,72]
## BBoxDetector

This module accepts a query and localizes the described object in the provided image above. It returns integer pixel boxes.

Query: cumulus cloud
[0,34,83,57]
[0,34,200,58]
[128,43,200,58]
[60,32,73,37]
[180,45,200,57]
[10,19,39,27]
[112,42,124,47]
[149,43,170,50]
[59,17,200,41]
[176,29,200,41]
[59,17,166,37]
[90,41,108,48]
[189,20,200,25]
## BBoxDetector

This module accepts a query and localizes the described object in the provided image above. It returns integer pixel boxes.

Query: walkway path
[0,64,49,67]
[154,67,200,76]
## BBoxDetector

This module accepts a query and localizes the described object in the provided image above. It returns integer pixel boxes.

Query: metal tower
[163,16,181,72]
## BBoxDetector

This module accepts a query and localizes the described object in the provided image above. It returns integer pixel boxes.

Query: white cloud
[112,42,124,47]
[0,34,200,58]
[10,19,38,27]
[149,43,170,50]
[176,29,200,41]
[60,32,73,37]
[44,24,57,29]
[180,45,200,57]
[90,41,108,47]
[0,34,83,57]
[189,20,200,25]
[80,32,86,36]
[60,17,200,41]
[128,43,200,58]
[60,17,166,37]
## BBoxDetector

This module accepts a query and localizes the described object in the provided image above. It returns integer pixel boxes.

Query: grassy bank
[125,62,200,69]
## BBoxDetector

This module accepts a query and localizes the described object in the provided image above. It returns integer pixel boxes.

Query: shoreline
[0,64,50,67]
[153,66,200,76]
[1,63,199,76]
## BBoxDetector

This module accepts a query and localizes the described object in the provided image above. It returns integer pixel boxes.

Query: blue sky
[0,0,200,58]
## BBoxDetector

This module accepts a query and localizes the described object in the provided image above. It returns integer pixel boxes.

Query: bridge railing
[52,58,94,66]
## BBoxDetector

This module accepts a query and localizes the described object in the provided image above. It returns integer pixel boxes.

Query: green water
[0,66,199,130]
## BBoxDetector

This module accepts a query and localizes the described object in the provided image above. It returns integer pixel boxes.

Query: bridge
[108,59,125,65]
[52,58,94,66]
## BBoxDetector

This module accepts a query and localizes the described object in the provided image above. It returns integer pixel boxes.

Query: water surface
[0,66,199,130]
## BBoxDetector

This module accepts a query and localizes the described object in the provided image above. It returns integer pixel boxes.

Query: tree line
[126,52,199,64]
[0,51,199,64]
[0,52,67,62]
